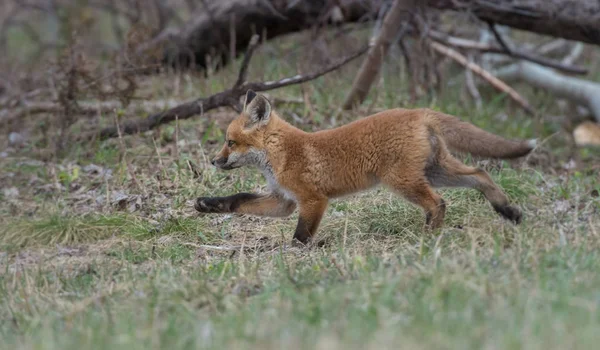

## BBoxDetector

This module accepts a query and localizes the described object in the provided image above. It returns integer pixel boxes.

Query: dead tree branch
[494,61,600,122]
[85,35,368,140]
[1,99,181,125]
[487,22,513,54]
[465,53,482,109]
[342,0,417,110]
[162,0,600,70]
[426,0,600,46]
[430,41,534,115]
[234,34,259,87]
[428,31,588,75]
[562,43,585,66]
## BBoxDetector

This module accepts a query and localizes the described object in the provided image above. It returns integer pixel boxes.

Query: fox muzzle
[211,156,237,170]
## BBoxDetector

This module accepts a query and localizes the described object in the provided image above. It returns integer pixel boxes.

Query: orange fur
[195,90,534,244]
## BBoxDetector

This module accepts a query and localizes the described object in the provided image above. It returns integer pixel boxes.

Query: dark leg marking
[492,204,523,224]
[195,193,260,213]
[293,217,312,245]
[425,198,446,228]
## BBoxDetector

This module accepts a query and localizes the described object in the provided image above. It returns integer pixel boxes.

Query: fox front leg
[195,193,296,217]
[292,197,328,245]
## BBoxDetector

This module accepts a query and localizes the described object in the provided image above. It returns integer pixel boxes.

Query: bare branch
[426,0,600,46]
[243,45,368,92]
[537,39,567,55]
[342,0,417,110]
[428,31,588,75]
[83,44,368,140]
[430,41,534,115]
[494,61,600,122]
[234,34,260,88]
[465,53,482,109]
[2,99,181,125]
[562,43,584,65]
[487,22,513,54]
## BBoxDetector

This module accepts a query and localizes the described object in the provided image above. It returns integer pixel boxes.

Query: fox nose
[211,157,226,167]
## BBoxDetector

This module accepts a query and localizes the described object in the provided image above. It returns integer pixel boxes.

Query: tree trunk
[342,0,417,110]
[157,0,385,69]
[154,0,600,70]
[426,0,600,46]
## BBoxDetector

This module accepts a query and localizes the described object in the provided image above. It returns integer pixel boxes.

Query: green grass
[1,23,600,350]
[1,166,599,349]
[1,214,131,247]
[2,232,600,349]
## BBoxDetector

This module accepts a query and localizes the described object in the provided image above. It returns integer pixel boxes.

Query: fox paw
[290,238,307,248]
[493,205,522,224]
[195,197,225,213]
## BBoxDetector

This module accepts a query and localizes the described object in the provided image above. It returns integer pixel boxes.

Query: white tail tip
[527,139,538,149]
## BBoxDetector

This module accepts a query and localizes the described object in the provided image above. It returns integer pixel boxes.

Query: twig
[430,41,534,115]
[428,31,588,75]
[487,22,513,54]
[85,42,368,140]
[2,99,181,125]
[152,137,167,178]
[537,39,567,55]
[342,0,417,109]
[465,53,483,109]
[186,159,202,179]
[244,45,368,91]
[258,0,288,20]
[2,95,301,126]
[182,242,242,251]
[229,13,236,64]
[562,43,584,65]
[234,35,260,88]
[115,114,146,196]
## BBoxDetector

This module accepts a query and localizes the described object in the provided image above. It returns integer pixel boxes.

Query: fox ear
[242,89,257,110]
[243,90,271,128]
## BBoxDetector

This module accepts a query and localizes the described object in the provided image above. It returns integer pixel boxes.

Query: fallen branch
[426,0,600,46]
[181,241,283,254]
[430,41,534,115]
[86,35,368,140]
[494,61,600,122]
[562,43,584,66]
[428,31,588,75]
[182,242,242,251]
[1,95,303,126]
[342,0,417,110]
[2,99,181,125]
[465,53,483,109]
[487,22,514,55]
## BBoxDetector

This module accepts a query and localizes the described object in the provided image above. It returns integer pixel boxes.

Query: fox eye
[228,140,236,147]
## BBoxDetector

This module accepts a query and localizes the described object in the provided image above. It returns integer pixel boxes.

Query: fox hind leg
[382,176,447,231]
[425,153,522,224]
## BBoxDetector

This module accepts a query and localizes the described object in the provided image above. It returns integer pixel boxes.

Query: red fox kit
[195,90,535,244]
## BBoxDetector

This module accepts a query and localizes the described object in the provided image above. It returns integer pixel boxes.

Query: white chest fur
[261,165,297,202]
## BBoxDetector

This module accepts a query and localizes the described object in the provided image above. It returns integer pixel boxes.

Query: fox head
[210,90,273,170]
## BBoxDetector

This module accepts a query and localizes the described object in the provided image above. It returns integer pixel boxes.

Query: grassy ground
[1,30,600,350]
